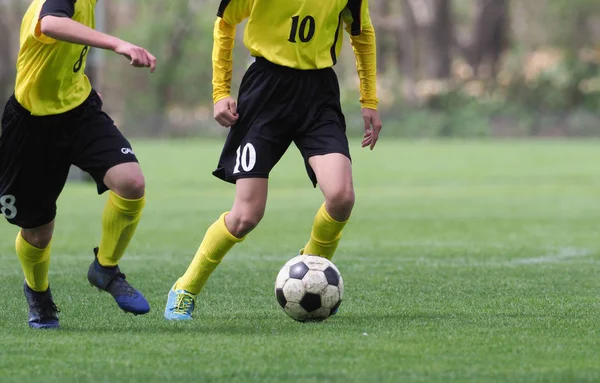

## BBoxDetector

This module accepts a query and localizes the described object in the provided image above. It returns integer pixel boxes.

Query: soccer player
[0,0,157,329]
[164,0,382,320]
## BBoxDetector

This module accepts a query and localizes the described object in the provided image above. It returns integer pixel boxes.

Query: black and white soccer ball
[274,255,344,322]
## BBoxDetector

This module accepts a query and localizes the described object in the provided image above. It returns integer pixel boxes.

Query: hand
[214,97,239,127]
[361,108,383,150]
[97,92,103,102]
[114,41,157,73]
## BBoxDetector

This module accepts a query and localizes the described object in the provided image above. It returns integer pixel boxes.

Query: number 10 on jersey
[288,15,316,43]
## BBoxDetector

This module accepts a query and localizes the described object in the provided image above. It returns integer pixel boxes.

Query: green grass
[1,139,599,383]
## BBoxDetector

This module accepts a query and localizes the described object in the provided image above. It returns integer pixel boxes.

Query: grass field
[0,139,599,382]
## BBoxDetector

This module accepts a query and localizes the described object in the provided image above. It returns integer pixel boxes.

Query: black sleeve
[346,0,363,36]
[40,0,76,19]
[216,0,232,17]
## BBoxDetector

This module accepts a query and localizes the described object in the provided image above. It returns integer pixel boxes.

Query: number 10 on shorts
[233,143,257,174]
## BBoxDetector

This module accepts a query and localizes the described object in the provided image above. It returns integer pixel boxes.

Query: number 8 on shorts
[0,194,17,219]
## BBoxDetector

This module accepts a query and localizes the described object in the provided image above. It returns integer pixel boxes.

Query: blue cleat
[88,248,150,315]
[24,281,60,329]
[164,283,196,320]
[330,304,340,316]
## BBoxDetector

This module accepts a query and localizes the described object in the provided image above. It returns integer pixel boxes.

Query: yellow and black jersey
[15,0,96,116]
[213,0,378,109]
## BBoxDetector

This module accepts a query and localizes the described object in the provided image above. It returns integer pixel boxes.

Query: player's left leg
[302,153,355,260]
[0,95,75,329]
[294,68,354,261]
[71,90,149,315]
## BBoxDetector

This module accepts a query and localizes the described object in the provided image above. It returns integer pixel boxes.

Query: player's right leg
[0,96,71,329]
[164,179,267,320]
[20,221,59,329]
[164,58,298,320]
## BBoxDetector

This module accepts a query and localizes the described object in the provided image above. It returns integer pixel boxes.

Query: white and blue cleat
[164,284,196,320]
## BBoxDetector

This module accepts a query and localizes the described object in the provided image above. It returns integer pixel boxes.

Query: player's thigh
[225,178,269,237]
[294,108,352,188]
[308,153,354,200]
[231,178,268,219]
[70,92,141,196]
[0,101,70,229]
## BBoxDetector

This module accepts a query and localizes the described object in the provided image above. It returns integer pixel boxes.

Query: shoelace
[173,293,194,315]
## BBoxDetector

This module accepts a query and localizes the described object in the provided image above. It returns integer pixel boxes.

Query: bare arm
[40,16,156,72]
[40,16,120,50]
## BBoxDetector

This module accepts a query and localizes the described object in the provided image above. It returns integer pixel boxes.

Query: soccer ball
[274,254,344,322]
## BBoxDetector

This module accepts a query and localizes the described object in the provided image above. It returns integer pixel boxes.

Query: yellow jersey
[15,0,96,116]
[213,0,378,109]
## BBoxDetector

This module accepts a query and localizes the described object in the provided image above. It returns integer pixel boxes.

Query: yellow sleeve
[212,0,250,104]
[343,1,379,110]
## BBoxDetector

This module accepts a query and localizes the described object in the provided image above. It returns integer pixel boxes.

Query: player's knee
[21,228,53,249]
[325,186,355,219]
[226,211,263,238]
[112,173,146,199]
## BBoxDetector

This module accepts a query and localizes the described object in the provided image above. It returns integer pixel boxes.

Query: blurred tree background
[1,0,599,138]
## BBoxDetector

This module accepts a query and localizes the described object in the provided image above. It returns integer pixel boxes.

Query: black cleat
[24,281,60,329]
[87,248,150,315]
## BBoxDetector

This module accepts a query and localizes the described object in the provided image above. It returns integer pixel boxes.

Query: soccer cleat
[88,248,150,315]
[164,283,196,320]
[24,281,60,329]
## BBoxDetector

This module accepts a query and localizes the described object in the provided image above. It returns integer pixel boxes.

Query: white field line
[0,243,594,270]
[504,247,592,266]
[405,247,594,268]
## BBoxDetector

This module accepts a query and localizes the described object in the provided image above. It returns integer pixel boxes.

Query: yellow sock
[97,191,145,267]
[303,203,349,260]
[16,231,51,292]
[176,212,244,295]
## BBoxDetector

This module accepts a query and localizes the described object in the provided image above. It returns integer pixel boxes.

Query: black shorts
[212,57,351,186]
[0,90,138,228]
